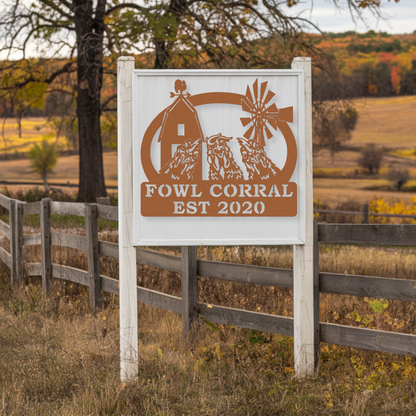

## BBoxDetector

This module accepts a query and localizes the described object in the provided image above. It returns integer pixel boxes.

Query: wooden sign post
[118,57,139,382]
[118,58,315,380]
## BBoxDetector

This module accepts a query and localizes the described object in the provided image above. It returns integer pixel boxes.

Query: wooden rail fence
[315,202,416,223]
[1,193,416,364]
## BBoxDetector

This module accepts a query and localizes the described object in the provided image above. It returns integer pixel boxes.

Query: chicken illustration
[237,136,280,180]
[206,133,243,180]
[160,138,203,180]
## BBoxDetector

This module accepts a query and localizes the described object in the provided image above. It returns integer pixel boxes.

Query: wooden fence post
[9,199,17,285]
[11,201,24,287]
[313,221,320,372]
[85,203,102,309]
[181,246,198,341]
[292,56,316,377]
[40,198,52,294]
[363,203,369,224]
[118,56,138,382]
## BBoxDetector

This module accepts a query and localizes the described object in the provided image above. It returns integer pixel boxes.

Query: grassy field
[350,96,416,147]
[0,117,58,153]
[2,237,416,414]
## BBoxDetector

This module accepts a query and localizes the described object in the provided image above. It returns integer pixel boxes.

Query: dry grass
[313,178,416,206]
[0,152,118,188]
[2,198,416,416]
[350,96,416,147]
[2,236,416,414]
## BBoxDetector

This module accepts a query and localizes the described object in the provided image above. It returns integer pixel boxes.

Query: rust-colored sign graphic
[140,79,297,217]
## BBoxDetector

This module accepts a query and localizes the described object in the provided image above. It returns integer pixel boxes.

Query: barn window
[178,124,185,136]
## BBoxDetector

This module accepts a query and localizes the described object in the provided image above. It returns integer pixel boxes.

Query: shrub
[358,144,384,174]
[386,168,411,191]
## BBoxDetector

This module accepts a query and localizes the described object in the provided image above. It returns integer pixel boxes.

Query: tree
[0,0,395,201]
[28,140,58,190]
[373,61,393,96]
[358,144,384,174]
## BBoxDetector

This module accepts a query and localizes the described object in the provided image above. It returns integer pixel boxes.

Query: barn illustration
[158,80,204,179]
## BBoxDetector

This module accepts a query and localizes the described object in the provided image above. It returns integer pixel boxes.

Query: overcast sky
[283,0,416,34]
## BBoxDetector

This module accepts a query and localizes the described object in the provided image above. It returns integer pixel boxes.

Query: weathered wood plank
[50,201,85,217]
[0,245,11,268]
[371,213,416,219]
[136,248,181,273]
[41,198,52,294]
[23,201,41,216]
[23,234,41,246]
[321,322,416,356]
[9,200,17,285]
[137,286,182,314]
[51,232,88,251]
[314,209,363,216]
[181,246,198,340]
[199,303,294,336]
[52,264,89,286]
[101,275,119,295]
[96,197,111,206]
[99,240,119,259]
[26,262,42,276]
[14,202,24,286]
[320,272,416,302]
[85,204,102,309]
[0,219,10,238]
[319,224,416,246]
[97,204,118,221]
[0,193,12,210]
[197,260,293,287]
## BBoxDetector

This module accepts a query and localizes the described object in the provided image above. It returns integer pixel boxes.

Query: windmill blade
[266,116,278,130]
[241,97,253,113]
[253,79,259,102]
[243,125,254,140]
[260,81,268,103]
[278,106,293,123]
[264,90,275,106]
[266,103,278,114]
[265,126,274,140]
[245,85,254,104]
[240,117,252,127]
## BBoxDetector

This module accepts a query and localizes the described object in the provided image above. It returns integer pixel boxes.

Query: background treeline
[1,31,415,121]
[315,31,416,99]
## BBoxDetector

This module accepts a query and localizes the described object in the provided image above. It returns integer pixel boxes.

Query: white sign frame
[132,70,306,246]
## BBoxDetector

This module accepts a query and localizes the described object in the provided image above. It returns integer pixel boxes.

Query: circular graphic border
[140,92,297,183]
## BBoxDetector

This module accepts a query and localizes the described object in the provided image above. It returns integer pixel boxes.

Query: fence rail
[1,194,416,365]
[315,203,416,222]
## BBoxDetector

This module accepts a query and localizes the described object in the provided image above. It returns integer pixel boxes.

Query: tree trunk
[17,114,22,138]
[2,112,8,157]
[43,171,48,191]
[74,0,107,201]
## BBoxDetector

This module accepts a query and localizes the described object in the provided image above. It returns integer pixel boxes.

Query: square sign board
[132,70,305,246]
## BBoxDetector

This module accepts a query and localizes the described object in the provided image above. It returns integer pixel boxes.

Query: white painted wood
[118,56,139,382]
[292,57,315,377]
[132,70,305,246]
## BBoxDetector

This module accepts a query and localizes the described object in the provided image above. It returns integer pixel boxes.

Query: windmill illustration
[240,79,293,147]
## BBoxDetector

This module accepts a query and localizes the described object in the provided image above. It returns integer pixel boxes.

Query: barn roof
[158,94,204,142]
